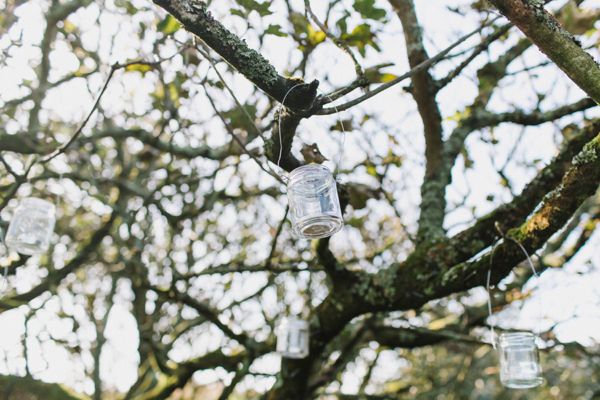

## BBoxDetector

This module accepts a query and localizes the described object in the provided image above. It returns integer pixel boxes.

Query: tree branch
[432,119,600,271]
[316,16,502,115]
[389,0,445,243]
[0,210,118,309]
[488,0,600,104]
[152,0,319,110]
[416,130,600,303]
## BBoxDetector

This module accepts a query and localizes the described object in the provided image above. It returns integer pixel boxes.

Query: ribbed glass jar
[276,317,309,359]
[499,332,543,389]
[5,198,56,255]
[287,165,343,239]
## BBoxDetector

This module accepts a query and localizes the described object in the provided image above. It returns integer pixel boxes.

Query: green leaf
[290,12,310,35]
[157,14,180,35]
[342,23,380,57]
[330,119,353,132]
[460,147,473,169]
[307,25,326,45]
[364,65,397,84]
[167,82,181,107]
[353,0,386,21]
[223,104,258,131]
[125,63,153,74]
[265,24,287,37]
[234,0,272,17]
[230,8,246,18]
[366,164,377,176]
[382,150,403,167]
[444,108,471,122]
[336,11,351,35]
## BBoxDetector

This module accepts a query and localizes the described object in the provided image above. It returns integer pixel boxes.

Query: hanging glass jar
[276,316,310,359]
[498,332,543,388]
[287,164,343,239]
[5,198,56,255]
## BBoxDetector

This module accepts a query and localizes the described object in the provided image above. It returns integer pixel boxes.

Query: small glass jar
[276,316,310,359]
[287,165,343,239]
[5,198,56,255]
[499,332,543,389]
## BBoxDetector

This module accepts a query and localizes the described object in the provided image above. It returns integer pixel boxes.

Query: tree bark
[153,0,319,111]
[389,0,446,243]
[489,0,600,104]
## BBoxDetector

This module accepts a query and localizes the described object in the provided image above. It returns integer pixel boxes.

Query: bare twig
[317,16,503,115]
[197,41,266,141]
[265,205,290,270]
[39,52,185,164]
[203,86,283,182]
[436,22,514,91]
[304,0,363,76]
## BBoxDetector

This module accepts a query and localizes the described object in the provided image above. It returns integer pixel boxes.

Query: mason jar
[5,198,56,255]
[287,164,343,239]
[499,332,543,388]
[276,316,310,359]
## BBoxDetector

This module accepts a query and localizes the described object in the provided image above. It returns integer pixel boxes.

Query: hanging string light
[0,228,8,295]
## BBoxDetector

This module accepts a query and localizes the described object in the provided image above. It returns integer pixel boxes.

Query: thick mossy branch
[0,132,48,154]
[152,0,318,111]
[430,117,600,269]
[316,237,353,283]
[136,350,247,400]
[389,0,445,243]
[389,0,443,177]
[410,131,600,304]
[269,127,600,400]
[489,0,600,104]
[369,325,483,349]
[0,374,89,400]
[3,211,119,308]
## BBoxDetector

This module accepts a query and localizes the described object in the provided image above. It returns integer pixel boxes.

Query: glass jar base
[281,351,309,359]
[501,378,543,389]
[6,240,47,255]
[293,216,343,239]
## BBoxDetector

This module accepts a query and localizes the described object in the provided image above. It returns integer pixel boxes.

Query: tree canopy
[1,0,600,399]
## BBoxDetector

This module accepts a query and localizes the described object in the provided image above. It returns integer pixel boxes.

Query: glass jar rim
[499,331,536,343]
[18,197,56,211]
[287,164,334,190]
[278,316,309,329]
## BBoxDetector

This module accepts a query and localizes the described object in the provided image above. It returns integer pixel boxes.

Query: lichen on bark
[488,0,600,104]
[152,0,319,110]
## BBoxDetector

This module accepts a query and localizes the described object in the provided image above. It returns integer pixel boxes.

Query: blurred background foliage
[1,0,600,399]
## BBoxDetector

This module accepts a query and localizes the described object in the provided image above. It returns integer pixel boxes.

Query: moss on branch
[0,374,89,400]
[152,0,318,111]
[488,0,600,104]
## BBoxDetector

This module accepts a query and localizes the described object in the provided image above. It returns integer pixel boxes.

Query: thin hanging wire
[0,227,8,296]
[487,239,499,349]
[17,154,35,201]
[277,83,309,169]
[486,235,544,348]
[316,88,347,179]
[56,172,63,210]
[277,85,347,179]
[506,237,544,339]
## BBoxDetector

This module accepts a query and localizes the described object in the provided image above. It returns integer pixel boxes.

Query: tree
[1,0,600,399]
